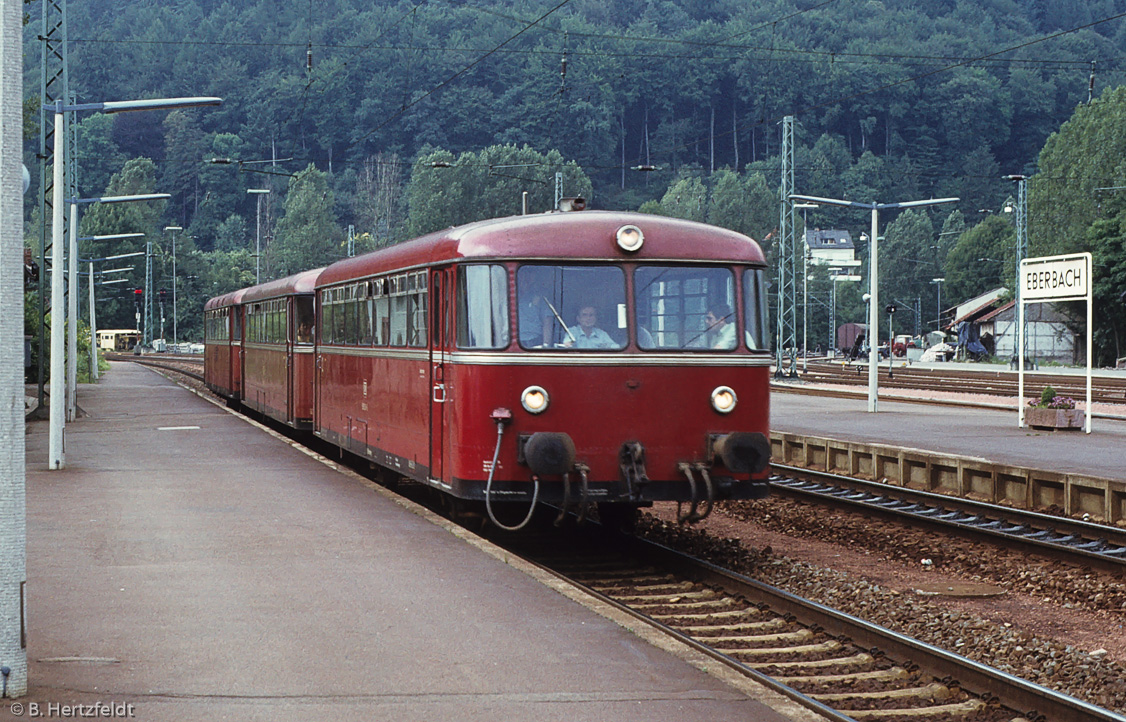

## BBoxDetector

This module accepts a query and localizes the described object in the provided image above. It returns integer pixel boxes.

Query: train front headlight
[710,386,737,414]
[521,385,550,414]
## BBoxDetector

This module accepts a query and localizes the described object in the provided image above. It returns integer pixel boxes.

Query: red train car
[203,288,246,400]
[311,211,771,529]
[241,269,322,428]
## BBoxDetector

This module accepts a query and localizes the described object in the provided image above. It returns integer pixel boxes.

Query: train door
[286,297,295,425]
[429,267,453,482]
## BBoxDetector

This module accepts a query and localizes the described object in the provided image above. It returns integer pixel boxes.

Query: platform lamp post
[47,95,221,471]
[794,202,818,371]
[248,189,270,283]
[931,277,945,333]
[164,226,182,348]
[66,194,169,421]
[789,194,958,413]
[81,243,145,382]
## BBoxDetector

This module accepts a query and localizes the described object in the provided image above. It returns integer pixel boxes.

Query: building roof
[953,287,1008,324]
[805,229,854,250]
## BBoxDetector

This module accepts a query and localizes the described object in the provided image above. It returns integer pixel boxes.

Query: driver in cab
[562,305,616,349]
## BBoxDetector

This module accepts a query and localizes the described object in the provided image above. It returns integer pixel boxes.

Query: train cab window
[456,265,509,349]
[517,265,626,350]
[743,268,769,350]
[635,266,737,350]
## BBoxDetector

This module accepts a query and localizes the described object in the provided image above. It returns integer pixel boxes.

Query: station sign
[1020,254,1090,301]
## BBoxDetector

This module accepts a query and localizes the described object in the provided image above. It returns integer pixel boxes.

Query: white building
[805,229,856,267]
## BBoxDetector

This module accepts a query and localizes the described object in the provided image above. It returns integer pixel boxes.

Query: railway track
[769,465,1126,575]
[508,528,1124,722]
[107,353,204,382]
[785,361,1126,407]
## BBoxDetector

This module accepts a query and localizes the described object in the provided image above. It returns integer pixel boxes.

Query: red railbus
[241,269,322,428]
[203,288,247,400]
[310,211,771,529]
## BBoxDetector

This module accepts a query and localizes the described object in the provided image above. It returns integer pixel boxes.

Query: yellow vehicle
[97,329,140,352]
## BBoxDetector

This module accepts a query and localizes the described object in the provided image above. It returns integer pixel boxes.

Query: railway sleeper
[611,581,696,593]
[612,589,720,604]
[673,618,788,634]
[712,628,814,647]
[651,607,757,622]
[812,680,952,703]
[728,639,843,656]
[775,666,909,685]
[842,698,985,720]
[582,575,680,587]
[746,651,874,671]
[634,597,741,612]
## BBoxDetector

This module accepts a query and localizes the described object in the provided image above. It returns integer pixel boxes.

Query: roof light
[616,225,644,253]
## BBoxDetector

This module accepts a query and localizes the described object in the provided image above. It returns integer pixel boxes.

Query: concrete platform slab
[772,390,1126,481]
[10,363,817,722]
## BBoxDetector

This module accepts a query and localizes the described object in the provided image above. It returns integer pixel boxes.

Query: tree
[659,174,706,223]
[880,208,935,320]
[942,216,1016,306]
[405,145,592,237]
[271,164,342,278]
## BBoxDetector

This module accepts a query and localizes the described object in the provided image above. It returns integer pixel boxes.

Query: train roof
[204,287,248,311]
[317,211,765,288]
[241,268,325,303]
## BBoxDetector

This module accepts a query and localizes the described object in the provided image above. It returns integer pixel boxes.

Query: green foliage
[943,216,1016,304]
[271,165,343,277]
[405,145,593,236]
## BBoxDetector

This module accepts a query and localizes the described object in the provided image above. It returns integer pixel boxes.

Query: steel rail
[769,464,1126,573]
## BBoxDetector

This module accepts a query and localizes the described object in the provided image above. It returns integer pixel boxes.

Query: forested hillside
[20,0,1126,361]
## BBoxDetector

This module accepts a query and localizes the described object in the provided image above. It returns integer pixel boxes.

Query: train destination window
[635,266,737,350]
[517,265,626,350]
[456,265,509,349]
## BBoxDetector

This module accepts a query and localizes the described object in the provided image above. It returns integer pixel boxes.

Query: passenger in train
[562,305,617,349]
[704,304,737,350]
[518,283,555,347]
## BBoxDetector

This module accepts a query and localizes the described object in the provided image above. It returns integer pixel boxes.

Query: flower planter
[1025,407,1085,431]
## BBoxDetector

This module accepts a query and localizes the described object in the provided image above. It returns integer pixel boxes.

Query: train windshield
[635,266,738,350]
[517,265,627,350]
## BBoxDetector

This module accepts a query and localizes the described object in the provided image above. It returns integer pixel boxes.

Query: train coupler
[618,441,650,501]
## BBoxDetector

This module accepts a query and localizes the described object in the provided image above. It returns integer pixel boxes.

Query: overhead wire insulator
[559,32,568,93]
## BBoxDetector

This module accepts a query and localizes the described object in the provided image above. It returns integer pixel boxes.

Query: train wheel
[596,503,638,533]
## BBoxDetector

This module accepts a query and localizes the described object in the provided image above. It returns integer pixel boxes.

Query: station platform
[771,383,1126,481]
[16,362,819,722]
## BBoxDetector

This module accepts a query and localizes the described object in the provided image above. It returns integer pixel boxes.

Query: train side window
[358,285,373,346]
[390,294,408,346]
[742,268,769,351]
[373,293,389,346]
[409,288,427,347]
[333,296,347,344]
[295,297,314,344]
[456,264,509,349]
[320,295,334,345]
